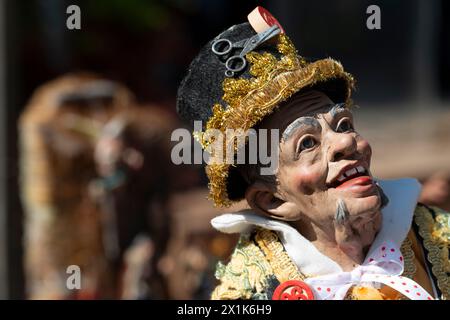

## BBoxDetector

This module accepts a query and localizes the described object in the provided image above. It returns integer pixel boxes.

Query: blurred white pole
[0,0,8,299]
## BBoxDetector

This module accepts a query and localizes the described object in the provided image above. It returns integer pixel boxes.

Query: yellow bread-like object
[350,286,385,300]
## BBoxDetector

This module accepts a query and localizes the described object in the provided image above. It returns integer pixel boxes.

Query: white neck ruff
[211,178,422,277]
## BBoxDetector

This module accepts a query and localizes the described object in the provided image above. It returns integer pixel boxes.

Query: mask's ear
[245,181,300,221]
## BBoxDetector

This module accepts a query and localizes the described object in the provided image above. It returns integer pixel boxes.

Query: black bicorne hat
[177,8,354,207]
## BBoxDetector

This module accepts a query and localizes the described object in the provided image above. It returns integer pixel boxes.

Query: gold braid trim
[254,228,305,283]
[205,163,232,207]
[392,237,417,300]
[401,236,417,280]
[210,59,352,135]
[414,205,450,299]
[197,34,354,207]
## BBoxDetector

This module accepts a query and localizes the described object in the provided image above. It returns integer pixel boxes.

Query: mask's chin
[335,188,383,222]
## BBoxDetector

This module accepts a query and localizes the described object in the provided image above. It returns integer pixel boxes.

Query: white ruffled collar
[211,178,422,277]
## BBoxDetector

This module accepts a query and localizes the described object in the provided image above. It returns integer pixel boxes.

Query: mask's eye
[298,136,317,152]
[336,118,354,133]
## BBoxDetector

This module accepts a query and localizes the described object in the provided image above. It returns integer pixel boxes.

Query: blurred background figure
[89,102,180,299]
[19,73,186,299]
[162,190,244,299]
[419,172,450,210]
[19,73,133,299]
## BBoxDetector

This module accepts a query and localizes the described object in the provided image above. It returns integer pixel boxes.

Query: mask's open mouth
[328,165,373,189]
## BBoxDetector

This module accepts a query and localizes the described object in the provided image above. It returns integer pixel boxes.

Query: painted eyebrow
[281,103,350,142]
[329,103,347,117]
[282,117,320,141]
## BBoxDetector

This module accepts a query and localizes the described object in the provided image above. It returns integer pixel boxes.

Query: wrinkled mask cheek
[283,163,322,196]
[356,133,373,162]
[279,162,329,214]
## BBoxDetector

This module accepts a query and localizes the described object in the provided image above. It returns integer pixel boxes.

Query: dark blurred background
[0,0,448,299]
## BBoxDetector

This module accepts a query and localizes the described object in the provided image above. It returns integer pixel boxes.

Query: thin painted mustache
[335,199,349,225]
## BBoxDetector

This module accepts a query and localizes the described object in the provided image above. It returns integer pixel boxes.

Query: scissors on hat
[211,24,281,77]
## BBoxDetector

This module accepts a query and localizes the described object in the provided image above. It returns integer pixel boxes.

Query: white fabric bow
[304,240,433,300]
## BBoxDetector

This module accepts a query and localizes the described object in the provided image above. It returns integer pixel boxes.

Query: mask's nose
[328,132,357,162]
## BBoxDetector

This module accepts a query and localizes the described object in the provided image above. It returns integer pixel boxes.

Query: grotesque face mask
[246,90,384,249]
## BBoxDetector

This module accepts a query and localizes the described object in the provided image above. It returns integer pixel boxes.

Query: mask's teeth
[356,165,365,174]
[345,168,357,177]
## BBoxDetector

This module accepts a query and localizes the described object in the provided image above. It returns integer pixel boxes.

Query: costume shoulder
[413,204,450,299]
[211,228,305,300]
[211,230,277,300]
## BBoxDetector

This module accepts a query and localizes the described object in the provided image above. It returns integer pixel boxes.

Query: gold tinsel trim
[414,205,450,300]
[205,163,232,207]
[254,228,305,283]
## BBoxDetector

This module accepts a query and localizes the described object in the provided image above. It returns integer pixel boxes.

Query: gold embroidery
[211,235,274,300]
[414,205,450,299]
[254,229,305,283]
[432,209,450,250]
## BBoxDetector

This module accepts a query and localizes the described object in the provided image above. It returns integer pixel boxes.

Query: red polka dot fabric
[304,241,434,300]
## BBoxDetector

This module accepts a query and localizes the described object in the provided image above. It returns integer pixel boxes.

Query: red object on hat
[248,6,285,33]
[272,280,315,300]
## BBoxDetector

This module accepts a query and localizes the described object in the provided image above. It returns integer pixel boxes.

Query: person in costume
[20,73,179,299]
[176,7,450,300]
[19,73,133,299]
